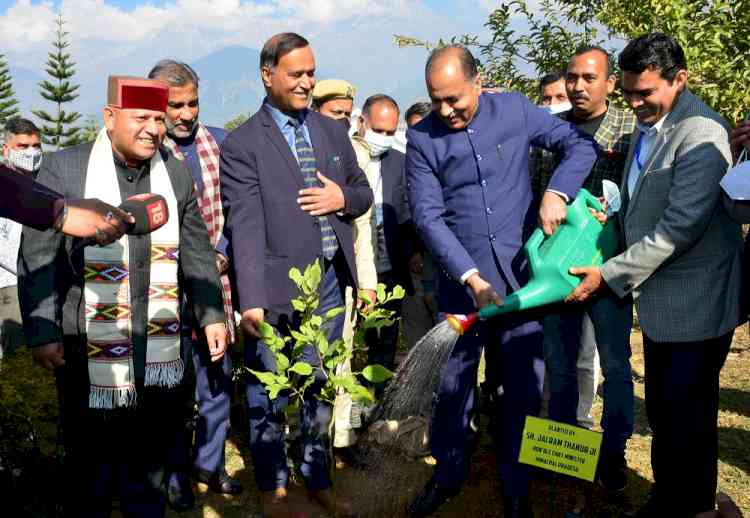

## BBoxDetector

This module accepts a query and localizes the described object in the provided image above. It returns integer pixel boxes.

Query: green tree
[33,13,82,149]
[395,0,607,100]
[0,54,20,125]
[78,114,101,143]
[398,0,750,122]
[575,0,750,123]
[224,112,250,132]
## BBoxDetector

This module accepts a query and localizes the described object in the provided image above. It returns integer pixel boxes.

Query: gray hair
[147,59,200,89]
[2,117,40,142]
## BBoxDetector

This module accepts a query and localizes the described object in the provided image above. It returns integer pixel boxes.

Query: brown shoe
[309,488,355,517]
[261,488,292,518]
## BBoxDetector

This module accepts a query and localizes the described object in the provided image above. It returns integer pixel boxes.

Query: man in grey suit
[568,33,743,517]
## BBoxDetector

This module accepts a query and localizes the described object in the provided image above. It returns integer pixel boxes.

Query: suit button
[481,179,487,187]
[486,207,492,214]
[476,154,482,161]
[490,234,496,241]
[467,128,475,134]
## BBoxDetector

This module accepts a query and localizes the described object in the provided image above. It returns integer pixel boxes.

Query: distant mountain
[191,46,265,127]
[6,44,428,132]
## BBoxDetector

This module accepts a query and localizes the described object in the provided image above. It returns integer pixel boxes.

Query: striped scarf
[84,128,182,409]
[163,124,236,343]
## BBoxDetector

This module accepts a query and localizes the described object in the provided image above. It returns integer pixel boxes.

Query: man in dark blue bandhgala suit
[405,45,598,518]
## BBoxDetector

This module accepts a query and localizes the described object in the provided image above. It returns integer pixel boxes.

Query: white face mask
[7,147,43,173]
[363,129,394,157]
[541,101,572,115]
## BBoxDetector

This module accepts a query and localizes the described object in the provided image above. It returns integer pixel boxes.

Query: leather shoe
[166,472,195,512]
[262,488,293,518]
[597,455,628,492]
[309,488,355,517]
[503,495,533,518]
[407,476,460,517]
[195,467,243,495]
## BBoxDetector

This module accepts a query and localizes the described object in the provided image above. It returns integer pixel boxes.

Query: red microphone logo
[146,199,167,228]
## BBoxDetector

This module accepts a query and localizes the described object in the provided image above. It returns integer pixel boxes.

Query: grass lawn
[161,327,749,517]
[2,325,747,516]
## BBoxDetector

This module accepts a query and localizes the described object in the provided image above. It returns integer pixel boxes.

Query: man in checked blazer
[220,33,372,518]
[568,33,743,517]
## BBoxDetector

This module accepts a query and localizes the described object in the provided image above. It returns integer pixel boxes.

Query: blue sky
[0,0,505,124]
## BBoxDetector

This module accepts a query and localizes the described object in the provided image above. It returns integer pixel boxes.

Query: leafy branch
[246,260,404,409]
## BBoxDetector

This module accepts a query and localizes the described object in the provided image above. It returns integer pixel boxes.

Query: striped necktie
[290,119,339,260]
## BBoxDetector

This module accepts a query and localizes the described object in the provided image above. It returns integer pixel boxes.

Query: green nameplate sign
[518,416,603,482]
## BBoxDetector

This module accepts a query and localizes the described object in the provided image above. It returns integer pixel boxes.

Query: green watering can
[446,188,618,334]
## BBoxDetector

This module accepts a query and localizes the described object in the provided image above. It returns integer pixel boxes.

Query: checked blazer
[531,104,636,198]
[17,142,225,378]
[600,89,743,342]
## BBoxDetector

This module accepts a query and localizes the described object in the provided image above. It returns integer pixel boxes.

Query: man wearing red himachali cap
[17,76,227,517]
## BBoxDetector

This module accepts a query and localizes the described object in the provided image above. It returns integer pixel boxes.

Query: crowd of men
[0,28,747,518]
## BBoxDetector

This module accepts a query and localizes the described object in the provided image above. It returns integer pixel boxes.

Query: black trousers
[58,346,181,518]
[642,330,733,516]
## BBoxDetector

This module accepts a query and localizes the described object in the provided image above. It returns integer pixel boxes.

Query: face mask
[7,147,43,173]
[336,117,351,131]
[541,101,572,115]
[363,129,393,157]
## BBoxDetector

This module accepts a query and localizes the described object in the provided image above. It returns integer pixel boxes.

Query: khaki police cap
[312,79,357,102]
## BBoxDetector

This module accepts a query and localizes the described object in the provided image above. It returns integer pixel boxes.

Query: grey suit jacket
[600,89,743,342]
[17,142,224,376]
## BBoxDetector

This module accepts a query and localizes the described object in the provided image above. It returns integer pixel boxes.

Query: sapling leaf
[289,362,313,376]
[361,364,394,383]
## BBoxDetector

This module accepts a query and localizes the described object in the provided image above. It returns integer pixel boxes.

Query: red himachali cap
[107,76,169,112]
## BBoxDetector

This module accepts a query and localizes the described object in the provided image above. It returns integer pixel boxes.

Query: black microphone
[72,193,169,252]
[119,193,169,236]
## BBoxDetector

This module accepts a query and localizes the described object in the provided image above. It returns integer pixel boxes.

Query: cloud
[0,0,487,124]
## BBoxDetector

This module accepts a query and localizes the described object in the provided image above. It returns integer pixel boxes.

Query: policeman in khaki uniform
[312,79,358,132]
[311,79,378,467]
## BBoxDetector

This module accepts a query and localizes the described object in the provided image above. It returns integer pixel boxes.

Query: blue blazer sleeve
[523,97,599,199]
[406,135,477,282]
[219,129,267,313]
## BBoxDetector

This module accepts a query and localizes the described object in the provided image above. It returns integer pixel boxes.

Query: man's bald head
[425,45,478,81]
[424,45,482,130]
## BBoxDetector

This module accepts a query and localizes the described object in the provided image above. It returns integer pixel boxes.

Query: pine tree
[0,54,20,125]
[32,13,81,149]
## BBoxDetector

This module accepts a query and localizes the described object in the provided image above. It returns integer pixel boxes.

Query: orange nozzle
[445,312,479,335]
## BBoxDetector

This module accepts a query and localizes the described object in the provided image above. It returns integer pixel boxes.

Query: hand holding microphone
[61,199,134,245]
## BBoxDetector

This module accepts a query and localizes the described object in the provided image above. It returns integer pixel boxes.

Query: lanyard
[634,132,645,171]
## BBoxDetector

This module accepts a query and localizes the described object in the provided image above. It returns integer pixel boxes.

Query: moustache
[572,94,590,101]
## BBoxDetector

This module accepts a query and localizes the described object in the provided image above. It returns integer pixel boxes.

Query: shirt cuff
[546,189,569,202]
[460,268,478,284]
